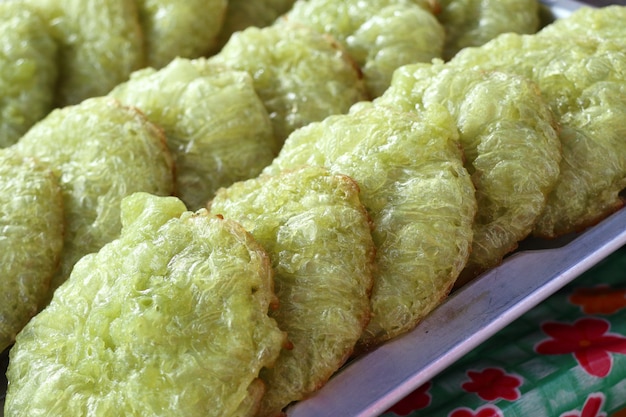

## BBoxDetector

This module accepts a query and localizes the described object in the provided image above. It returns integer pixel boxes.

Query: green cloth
[384,245,626,417]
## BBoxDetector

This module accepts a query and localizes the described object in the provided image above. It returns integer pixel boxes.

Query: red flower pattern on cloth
[449,404,504,417]
[385,382,432,416]
[535,317,626,377]
[569,286,626,315]
[560,393,606,417]
[461,367,522,401]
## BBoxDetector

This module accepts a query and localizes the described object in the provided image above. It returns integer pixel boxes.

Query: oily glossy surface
[136,0,227,68]
[210,166,375,416]
[0,152,63,352]
[451,27,626,238]
[283,0,444,97]
[110,58,277,210]
[214,0,296,51]
[265,104,477,348]
[13,97,175,297]
[5,193,285,417]
[0,3,57,148]
[376,62,562,279]
[438,0,541,59]
[24,0,144,106]
[209,23,368,144]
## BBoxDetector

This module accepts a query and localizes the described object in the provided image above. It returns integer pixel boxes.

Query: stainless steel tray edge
[541,0,593,17]
[287,206,626,417]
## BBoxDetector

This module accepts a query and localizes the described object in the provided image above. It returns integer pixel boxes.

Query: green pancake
[438,0,541,59]
[451,33,626,238]
[213,0,296,52]
[282,0,444,97]
[0,2,57,148]
[264,103,476,348]
[376,62,561,280]
[13,97,175,298]
[210,166,375,416]
[5,192,286,417]
[136,0,227,68]
[209,22,368,144]
[110,58,277,211]
[537,5,626,43]
[0,151,63,352]
[24,0,144,106]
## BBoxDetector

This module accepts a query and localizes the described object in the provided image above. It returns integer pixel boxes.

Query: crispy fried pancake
[264,104,477,348]
[0,3,57,147]
[282,0,444,97]
[110,58,277,210]
[24,0,144,106]
[14,97,175,297]
[209,22,368,144]
[6,193,285,417]
[451,32,626,238]
[210,166,375,416]
[376,62,561,280]
[0,152,63,352]
[136,0,227,68]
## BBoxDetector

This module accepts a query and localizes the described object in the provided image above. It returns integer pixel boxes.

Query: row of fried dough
[0,0,295,148]
[3,3,626,417]
[0,0,544,147]
[0,0,548,329]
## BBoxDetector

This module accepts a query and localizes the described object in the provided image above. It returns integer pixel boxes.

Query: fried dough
[136,0,227,68]
[0,152,63,352]
[110,58,277,210]
[437,0,541,59]
[0,2,57,147]
[5,192,285,417]
[209,22,368,144]
[24,0,144,106]
[13,97,175,298]
[210,166,375,416]
[281,0,444,97]
[264,104,476,348]
[376,62,561,279]
[537,5,626,42]
[451,32,626,238]
[214,0,296,52]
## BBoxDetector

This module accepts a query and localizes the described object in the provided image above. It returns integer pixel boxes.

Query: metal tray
[541,0,593,17]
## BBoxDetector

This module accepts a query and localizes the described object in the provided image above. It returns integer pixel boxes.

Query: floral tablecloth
[383,244,626,417]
